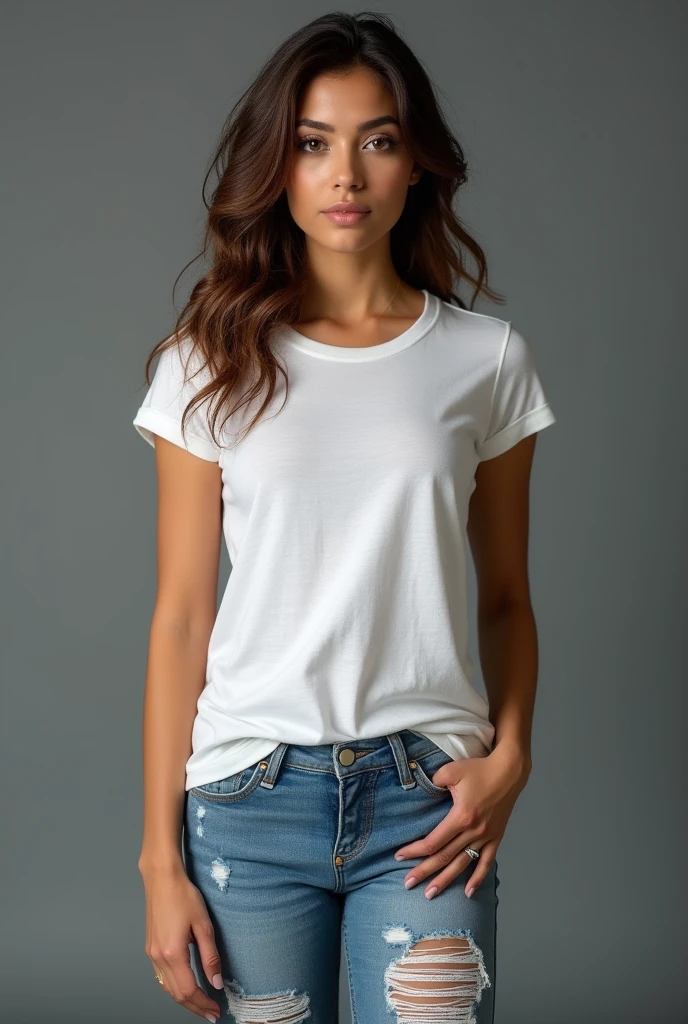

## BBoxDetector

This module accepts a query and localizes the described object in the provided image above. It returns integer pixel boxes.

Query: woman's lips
[323,210,371,225]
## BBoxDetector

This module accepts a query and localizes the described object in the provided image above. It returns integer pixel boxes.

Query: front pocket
[410,750,455,798]
[190,759,267,803]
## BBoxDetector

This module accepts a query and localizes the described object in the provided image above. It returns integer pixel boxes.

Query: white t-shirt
[133,289,556,791]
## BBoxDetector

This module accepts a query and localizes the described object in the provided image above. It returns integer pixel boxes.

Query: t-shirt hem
[184,729,493,790]
[185,738,281,791]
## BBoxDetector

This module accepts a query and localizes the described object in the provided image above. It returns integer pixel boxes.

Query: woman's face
[285,66,421,254]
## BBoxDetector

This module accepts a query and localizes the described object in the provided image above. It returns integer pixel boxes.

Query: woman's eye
[298,137,325,152]
[366,135,398,151]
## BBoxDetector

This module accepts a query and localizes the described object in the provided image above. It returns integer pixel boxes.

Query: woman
[133,11,556,1024]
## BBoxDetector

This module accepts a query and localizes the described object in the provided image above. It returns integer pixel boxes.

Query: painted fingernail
[394,853,406,861]
[404,876,417,889]
[205,1016,218,1022]
[466,886,475,898]
[212,974,223,988]
[425,887,438,899]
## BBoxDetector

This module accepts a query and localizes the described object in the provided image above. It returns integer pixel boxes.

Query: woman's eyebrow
[295,115,400,133]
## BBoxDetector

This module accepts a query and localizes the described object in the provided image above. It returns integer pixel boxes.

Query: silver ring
[464,846,480,860]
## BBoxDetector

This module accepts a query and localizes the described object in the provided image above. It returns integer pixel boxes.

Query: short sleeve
[475,322,556,461]
[132,334,222,462]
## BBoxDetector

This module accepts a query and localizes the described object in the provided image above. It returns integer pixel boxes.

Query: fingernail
[394,853,405,861]
[212,974,223,988]
[466,886,475,898]
[205,1016,218,1022]
[404,876,417,889]
[425,886,438,899]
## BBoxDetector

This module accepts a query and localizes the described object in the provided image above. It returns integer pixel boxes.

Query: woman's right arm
[137,433,225,1022]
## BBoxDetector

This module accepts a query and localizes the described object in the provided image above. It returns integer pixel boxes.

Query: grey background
[2,2,686,1022]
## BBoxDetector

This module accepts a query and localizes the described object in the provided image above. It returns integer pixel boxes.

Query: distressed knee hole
[225,977,311,1023]
[384,934,490,1023]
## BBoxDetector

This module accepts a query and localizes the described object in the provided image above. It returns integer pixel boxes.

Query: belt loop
[259,742,289,789]
[387,732,416,790]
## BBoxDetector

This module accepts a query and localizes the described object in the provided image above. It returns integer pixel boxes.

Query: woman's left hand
[394,742,531,900]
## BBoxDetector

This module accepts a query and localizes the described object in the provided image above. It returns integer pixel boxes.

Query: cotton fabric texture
[133,289,556,791]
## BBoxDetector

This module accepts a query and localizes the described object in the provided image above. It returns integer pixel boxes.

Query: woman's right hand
[141,862,224,1022]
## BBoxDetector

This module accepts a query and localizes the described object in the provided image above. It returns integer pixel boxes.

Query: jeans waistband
[257,729,443,792]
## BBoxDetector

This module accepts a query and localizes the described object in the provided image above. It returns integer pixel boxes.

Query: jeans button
[338,748,355,766]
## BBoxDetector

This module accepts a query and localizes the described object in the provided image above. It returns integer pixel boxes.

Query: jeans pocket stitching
[190,760,266,803]
[411,756,453,798]
[192,770,243,796]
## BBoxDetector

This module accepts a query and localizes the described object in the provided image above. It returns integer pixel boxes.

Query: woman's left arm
[471,430,540,774]
[393,433,542,899]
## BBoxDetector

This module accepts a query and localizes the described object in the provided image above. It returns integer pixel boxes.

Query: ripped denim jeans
[183,729,500,1023]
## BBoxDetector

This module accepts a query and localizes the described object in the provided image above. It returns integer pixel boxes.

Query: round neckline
[279,288,440,362]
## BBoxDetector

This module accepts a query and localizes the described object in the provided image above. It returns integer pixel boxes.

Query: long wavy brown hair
[138,10,505,452]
